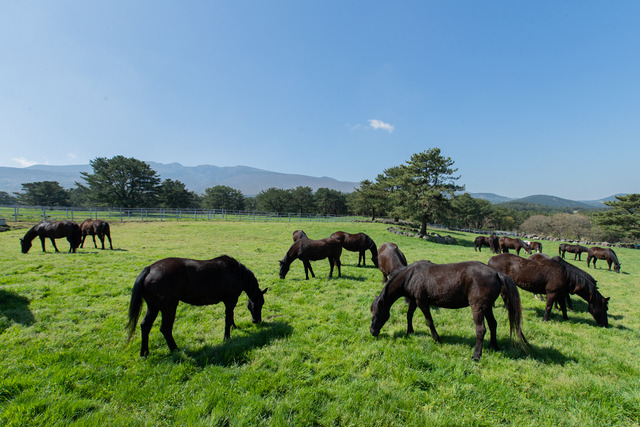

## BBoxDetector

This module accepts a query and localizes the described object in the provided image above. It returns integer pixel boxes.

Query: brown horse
[370,260,528,361]
[80,219,113,250]
[330,231,378,267]
[20,220,81,253]
[279,237,342,280]
[126,255,267,357]
[527,241,543,254]
[560,244,588,261]
[377,242,408,282]
[488,253,609,327]
[587,247,621,273]
[292,229,308,242]
[474,236,491,252]
[499,237,532,256]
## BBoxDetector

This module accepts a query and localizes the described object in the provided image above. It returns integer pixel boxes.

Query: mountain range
[0,162,619,208]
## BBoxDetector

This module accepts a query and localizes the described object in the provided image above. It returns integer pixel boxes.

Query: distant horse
[560,244,588,261]
[330,231,378,267]
[292,230,308,242]
[489,234,500,253]
[499,237,532,256]
[370,260,528,361]
[279,237,342,280]
[377,242,408,282]
[526,241,543,253]
[80,219,113,250]
[587,247,621,273]
[488,253,609,327]
[474,236,491,252]
[126,255,267,357]
[20,220,81,253]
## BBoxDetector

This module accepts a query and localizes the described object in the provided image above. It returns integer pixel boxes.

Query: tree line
[3,153,637,242]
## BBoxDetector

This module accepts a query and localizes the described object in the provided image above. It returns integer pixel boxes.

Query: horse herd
[19,219,113,253]
[18,221,617,361]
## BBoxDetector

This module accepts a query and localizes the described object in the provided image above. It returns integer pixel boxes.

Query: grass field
[1,220,639,425]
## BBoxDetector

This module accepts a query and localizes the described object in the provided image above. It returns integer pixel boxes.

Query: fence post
[14,206,18,222]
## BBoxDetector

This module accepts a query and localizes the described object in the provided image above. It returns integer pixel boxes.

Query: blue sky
[1,1,639,200]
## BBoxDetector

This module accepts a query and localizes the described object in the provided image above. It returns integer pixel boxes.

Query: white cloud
[68,153,77,160]
[12,157,37,167]
[368,119,394,133]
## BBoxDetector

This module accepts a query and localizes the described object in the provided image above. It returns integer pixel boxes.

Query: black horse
[474,236,491,252]
[80,219,113,250]
[126,255,267,357]
[499,237,532,256]
[292,230,308,242]
[488,253,609,327]
[20,220,81,253]
[560,244,588,261]
[370,260,528,361]
[330,231,378,267]
[587,247,621,273]
[279,237,342,280]
[377,242,408,282]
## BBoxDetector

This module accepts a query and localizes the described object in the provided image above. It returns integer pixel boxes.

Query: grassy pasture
[0,220,639,426]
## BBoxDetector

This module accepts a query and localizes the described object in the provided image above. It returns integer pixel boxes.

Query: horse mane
[608,248,620,266]
[551,256,597,296]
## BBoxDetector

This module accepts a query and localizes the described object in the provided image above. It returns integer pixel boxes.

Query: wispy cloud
[368,119,394,133]
[12,157,37,167]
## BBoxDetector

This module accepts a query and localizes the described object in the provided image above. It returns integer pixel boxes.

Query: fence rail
[0,205,369,224]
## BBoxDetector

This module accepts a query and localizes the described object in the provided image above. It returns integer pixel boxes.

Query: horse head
[370,295,390,337]
[278,258,290,279]
[19,238,31,254]
[589,291,610,327]
[247,287,268,324]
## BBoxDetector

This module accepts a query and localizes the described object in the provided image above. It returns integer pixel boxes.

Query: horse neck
[380,270,408,306]
[23,227,38,242]
[609,250,620,266]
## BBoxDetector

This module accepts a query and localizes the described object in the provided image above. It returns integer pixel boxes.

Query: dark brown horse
[488,253,609,327]
[560,244,588,261]
[330,231,378,267]
[377,242,408,282]
[20,220,81,253]
[499,237,532,256]
[587,247,621,273]
[370,260,528,361]
[126,255,267,357]
[80,219,113,250]
[292,229,308,242]
[474,236,491,252]
[279,237,342,280]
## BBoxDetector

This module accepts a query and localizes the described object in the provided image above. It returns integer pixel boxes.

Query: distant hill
[502,194,599,210]
[467,193,515,204]
[0,162,359,196]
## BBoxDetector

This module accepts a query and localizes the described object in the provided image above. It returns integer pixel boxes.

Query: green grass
[1,221,638,425]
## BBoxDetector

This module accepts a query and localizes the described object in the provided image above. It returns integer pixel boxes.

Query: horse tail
[126,267,149,343]
[497,272,529,350]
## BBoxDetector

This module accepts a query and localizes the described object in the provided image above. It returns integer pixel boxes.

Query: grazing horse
[377,242,408,282]
[80,219,113,250]
[474,236,491,252]
[488,253,609,327]
[527,241,543,253]
[20,220,81,253]
[292,229,308,242]
[279,237,342,280]
[370,260,528,361]
[499,237,532,256]
[587,247,621,273]
[489,234,500,254]
[560,244,589,261]
[330,231,378,267]
[126,255,267,357]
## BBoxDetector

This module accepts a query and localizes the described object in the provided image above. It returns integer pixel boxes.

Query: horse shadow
[0,289,36,332]
[390,330,574,365]
[531,306,604,328]
[173,321,293,367]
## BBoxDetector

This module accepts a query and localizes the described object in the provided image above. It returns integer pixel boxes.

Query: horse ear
[262,287,268,294]
[279,260,284,266]
[605,297,610,302]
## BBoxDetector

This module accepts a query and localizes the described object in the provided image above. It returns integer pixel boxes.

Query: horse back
[296,237,342,261]
[378,242,407,277]
[488,254,549,294]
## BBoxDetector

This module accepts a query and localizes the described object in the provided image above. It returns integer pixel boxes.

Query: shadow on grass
[0,289,36,332]
[386,330,575,365]
[531,306,607,328]
[176,321,293,367]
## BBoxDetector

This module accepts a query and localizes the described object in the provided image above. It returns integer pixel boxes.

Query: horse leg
[80,234,86,248]
[50,237,60,253]
[39,236,47,252]
[406,298,416,335]
[485,306,499,351]
[557,294,568,319]
[98,234,105,250]
[566,294,573,312]
[140,304,160,357]
[302,260,314,279]
[159,304,179,352]
[543,293,559,321]
[419,304,440,343]
[471,307,487,361]
[328,258,334,278]
[106,233,113,249]
[224,298,239,339]
[336,257,341,277]
[92,234,98,249]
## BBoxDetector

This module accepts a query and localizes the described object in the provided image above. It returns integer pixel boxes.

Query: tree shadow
[0,289,36,332]
[173,321,293,367]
